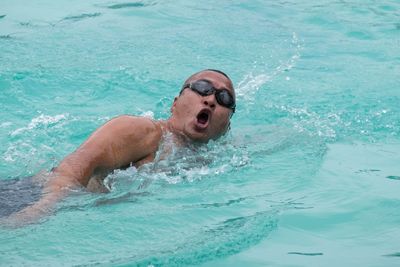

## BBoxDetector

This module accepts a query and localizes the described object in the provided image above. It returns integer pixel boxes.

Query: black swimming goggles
[181,79,236,112]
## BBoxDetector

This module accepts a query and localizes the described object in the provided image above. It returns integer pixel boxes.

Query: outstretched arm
[4,115,162,226]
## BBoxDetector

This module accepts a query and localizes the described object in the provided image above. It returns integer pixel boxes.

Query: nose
[202,94,216,109]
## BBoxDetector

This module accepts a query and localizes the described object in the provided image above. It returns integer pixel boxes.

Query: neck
[159,118,190,146]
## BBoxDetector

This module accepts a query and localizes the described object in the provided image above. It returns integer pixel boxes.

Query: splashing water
[236,32,303,102]
[1,0,400,266]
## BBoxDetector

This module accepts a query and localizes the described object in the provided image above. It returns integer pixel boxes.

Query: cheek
[175,98,195,118]
[213,112,230,130]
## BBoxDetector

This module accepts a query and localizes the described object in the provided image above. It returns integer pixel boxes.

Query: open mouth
[196,109,211,128]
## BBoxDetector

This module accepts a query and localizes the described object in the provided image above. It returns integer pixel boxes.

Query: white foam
[139,110,154,119]
[236,32,303,101]
[97,116,110,122]
[3,142,37,162]
[11,113,69,136]
[0,122,12,128]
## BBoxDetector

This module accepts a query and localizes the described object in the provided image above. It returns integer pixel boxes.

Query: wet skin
[4,70,235,225]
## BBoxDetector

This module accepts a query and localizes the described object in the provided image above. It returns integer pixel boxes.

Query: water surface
[1,0,399,266]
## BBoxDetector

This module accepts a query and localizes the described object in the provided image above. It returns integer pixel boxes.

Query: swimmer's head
[169,69,235,142]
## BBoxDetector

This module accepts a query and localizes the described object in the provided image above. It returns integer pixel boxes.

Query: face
[169,71,235,142]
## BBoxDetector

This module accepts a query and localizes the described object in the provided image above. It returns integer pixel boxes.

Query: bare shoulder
[98,115,164,149]
[108,115,162,135]
[84,115,164,149]
[81,115,164,168]
[111,115,159,125]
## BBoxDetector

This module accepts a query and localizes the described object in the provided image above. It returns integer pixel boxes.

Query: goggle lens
[182,80,236,112]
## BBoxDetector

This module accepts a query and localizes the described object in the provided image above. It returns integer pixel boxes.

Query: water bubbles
[10,113,69,137]
[230,153,250,168]
[139,110,154,119]
[103,134,251,193]
[375,109,389,116]
[235,30,303,105]
[0,122,12,128]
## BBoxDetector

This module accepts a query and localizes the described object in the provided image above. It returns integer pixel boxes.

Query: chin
[184,128,212,143]
[187,132,210,143]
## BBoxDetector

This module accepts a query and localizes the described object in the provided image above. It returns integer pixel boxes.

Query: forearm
[53,147,105,187]
[2,173,75,227]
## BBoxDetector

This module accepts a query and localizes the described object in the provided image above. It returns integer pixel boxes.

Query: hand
[1,174,78,228]
[1,202,50,228]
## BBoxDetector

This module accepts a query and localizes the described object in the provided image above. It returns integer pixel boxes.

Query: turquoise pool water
[1,0,400,266]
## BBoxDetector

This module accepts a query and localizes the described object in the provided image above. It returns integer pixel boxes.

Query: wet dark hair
[204,69,230,80]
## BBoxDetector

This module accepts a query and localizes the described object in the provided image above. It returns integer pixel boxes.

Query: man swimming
[4,69,236,225]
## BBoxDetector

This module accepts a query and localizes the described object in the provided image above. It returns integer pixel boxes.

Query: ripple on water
[383,252,400,257]
[61,12,102,22]
[114,211,278,266]
[386,175,400,181]
[106,1,155,9]
[0,35,13,40]
[346,30,375,40]
[287,252,323,256]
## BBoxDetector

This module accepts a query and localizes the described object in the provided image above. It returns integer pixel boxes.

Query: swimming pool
[1,0,399,266]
